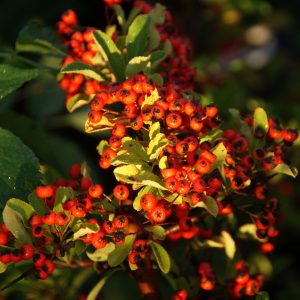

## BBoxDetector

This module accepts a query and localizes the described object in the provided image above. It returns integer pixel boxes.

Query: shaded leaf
[126,14,151,61]
[272,164,298,178]
[108,234,136,267]
[0,64,40,100]
[93,30,125,82]
[0,128,40,208]
[3,201,32,244]
[87,268,119,300]
[150,241,171,274]
[87,243,116,262]
[61,62,107,82]
[73,223,99,241]
[16,21,66,55]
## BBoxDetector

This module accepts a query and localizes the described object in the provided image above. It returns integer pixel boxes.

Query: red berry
[88,184,103,198]
[0,231,9,245]
[35,186,54,198]
[20,244,34,260]
[80,177,92,191]
[42,211,56,226]
[68,163,81,180]
[113,215,129,229]
[148,206,167,223]
[113,184,129,201]
[140,194,157,212]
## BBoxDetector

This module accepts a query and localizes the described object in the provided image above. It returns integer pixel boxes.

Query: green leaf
[61,62,107,82]
[148,133,169,161]
[0,262,7,274]
[113,5,126,28]
[108,234,136,267]
[238,224,259,240]
[93,30,126,82]
[54,187,74,213]
[253,107,269,138]
[0,128,40,208]
[125,56,151,77]
[85,114,115,133]
[87,243,116,262]
[122,137,149,161]
[199,128,223,144]
[142,88,160,108]
[220,231,236,259]
[3,201,32,244]
[0,64,40,100]
[146,225,166,240]
[164,193,183,205]
[148,26,161,51]
[97,140,110,155]
[16,21,66,56]
[126,15,151,61]
[28,191,47,215]
[149,3,166,25]
[195,196,219,217]
[159,156,168,169]
[228,108,252,139]
[147,73,164,87]
[114,165,167,190]
[150,241,171,274]
[256,291,270,300]
[111,153,145,166]
[272,164,298,178]
[87,269,119,300]
[149,122,161,140]
[0,262,32,291]
[73,223,99,241]
[6,198,34,222]
[123,7,142,33]
[210,142,227,172]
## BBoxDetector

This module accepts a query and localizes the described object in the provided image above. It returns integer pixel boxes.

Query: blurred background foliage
[0,0,299,299]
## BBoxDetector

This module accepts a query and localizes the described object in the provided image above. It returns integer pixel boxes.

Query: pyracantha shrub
[0,1,298,299]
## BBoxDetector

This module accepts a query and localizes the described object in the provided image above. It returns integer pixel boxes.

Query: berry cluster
[228,261,264,299]
[54,1,298,298]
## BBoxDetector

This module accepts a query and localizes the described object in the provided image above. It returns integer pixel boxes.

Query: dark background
[0,0,300,299]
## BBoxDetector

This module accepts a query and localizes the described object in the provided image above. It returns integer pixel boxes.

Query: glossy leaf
[93,30,125,82]
[122,137,149,161]
[108,234,136,267]
[253,107,269,138]
[0,128,40,208]
[195,196,219,217]
[150,241,171,274]
[142,88,160,108]
[3,201,32,244]
[126,14,151,61]
[61,62,107,82]
[87,243,116,262]
[210,142,227,172]
[272,163,298,178]
[114,164,167,190]
[16,21,66,55]
[73,223,99,241]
